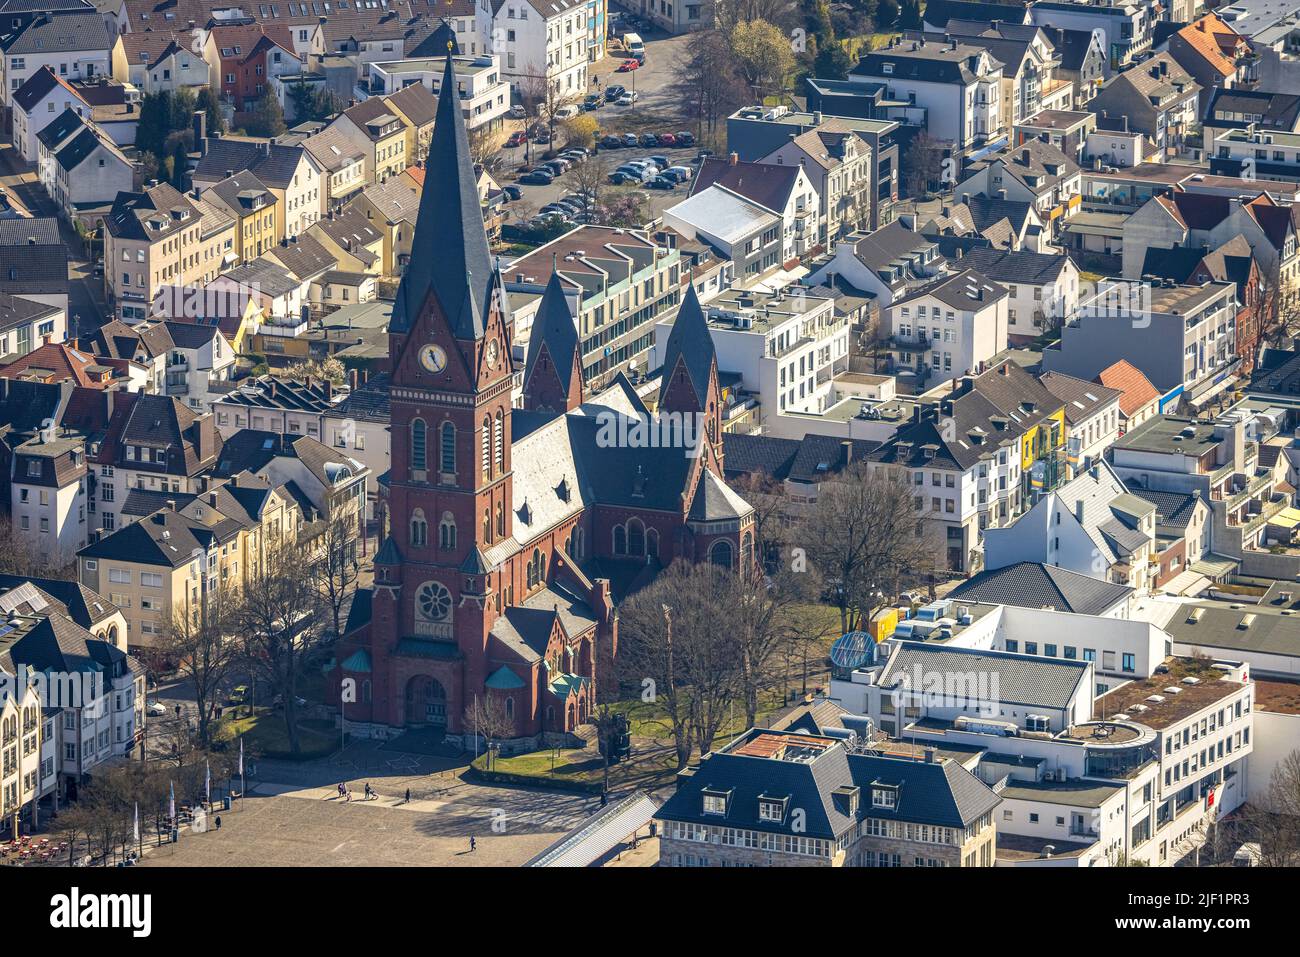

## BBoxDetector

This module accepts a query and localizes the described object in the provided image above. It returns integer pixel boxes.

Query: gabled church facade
[331,56,755,751]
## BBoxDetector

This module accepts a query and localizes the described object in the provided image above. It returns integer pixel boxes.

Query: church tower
[522,270,583,413]
[658,284,724,471]
[376,53,515,732]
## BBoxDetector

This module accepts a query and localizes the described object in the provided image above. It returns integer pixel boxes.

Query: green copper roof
[485,665,526,689]
[340,649,372,673]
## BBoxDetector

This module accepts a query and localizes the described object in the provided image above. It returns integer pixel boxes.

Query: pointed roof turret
[524,271,580,395]
[657,283,716,408]
[391,53,496,341]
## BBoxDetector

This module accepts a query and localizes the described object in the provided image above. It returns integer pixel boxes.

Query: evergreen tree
[899,0,922,29]
[197,87,226,135]
[246,94,287,137]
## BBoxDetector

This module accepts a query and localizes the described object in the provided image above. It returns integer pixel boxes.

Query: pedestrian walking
[404,788,411,804]
[469,836,476,853]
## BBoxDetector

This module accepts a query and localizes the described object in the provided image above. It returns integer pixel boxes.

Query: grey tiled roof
[1,11,111,55]
[950,561,1134,616]
[881,640,1091,711]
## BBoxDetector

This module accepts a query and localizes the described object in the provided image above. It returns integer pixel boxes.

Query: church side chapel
[332,55,755,751]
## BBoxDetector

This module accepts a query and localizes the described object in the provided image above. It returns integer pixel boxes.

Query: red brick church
[331,56,754,749]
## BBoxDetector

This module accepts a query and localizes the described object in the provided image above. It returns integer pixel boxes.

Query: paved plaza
[140,776,595,867]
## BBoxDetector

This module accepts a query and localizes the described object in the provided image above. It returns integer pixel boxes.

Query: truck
[623,32,645,63]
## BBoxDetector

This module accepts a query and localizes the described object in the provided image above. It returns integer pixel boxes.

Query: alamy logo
[49,888,152,938]
[594,409,707,458]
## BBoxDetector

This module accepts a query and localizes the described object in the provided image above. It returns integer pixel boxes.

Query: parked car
[502,184,522,200]
[622,132,639,147]
[147,701,167,717]
[555,104,580,119]
[696,148,714,162]
[649,154,669,169]
[616,57,640,71]
[675,131,696,147]
[646,175,677,190]
[605,85,626,102]
[600,134,624,149]
[616,92,638,106]
[541,161,569,176]
[508,105,527,119]
[505,130,527,147]
[583,94,603,111]
[531,127,551,143]
[657,132,677,147]
[665,165,693,183]
[519,171,554,185]
[609,171,638,185]
[639,133,658,148]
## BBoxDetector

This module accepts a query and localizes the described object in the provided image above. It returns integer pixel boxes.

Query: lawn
[216,707,339,759]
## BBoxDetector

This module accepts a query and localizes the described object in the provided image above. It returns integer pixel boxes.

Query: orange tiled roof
[1096,360,1160,417]
[1176,15,1238,78]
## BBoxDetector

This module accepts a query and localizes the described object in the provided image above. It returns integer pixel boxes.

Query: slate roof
[787,435,879,483]
[959,247,1068,285]
[194,138,308,190]
[390,56,497,341]
[892,267,1007,312]
[690,156,802,214]
[330,372,390,423]
[79,508,215,567]
[657,283,716,408]
[1205,88,1300,131]
[12,65,84,113]
[1123,486,1202,532]
[880,641,1091,710]
[0,575,119,629]
[0,11,111,55]
[1038,371,1122,426]
[721,433,801,480]
[950,561,1134,616]
[523,270,580,398]
[687,468,751,522]
[854,38,1003,84]
[656,728,1000,838]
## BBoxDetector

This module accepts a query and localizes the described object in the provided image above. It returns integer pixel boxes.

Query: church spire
[657,283,717,413]
[390,53,496,341]
[523,271,583,412]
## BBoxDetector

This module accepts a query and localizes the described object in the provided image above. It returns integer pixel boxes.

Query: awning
[524,791,659,867]
[1269,507,1300,530]
[1160,569,1211,597]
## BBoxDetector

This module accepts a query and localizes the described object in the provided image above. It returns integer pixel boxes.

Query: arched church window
[627,518,645,556]
[410,508,428,547]
[646,528,659,560]
[496,501,504,538]
[504,697,514,720]
[439,512,457,550]
[483,508,492,543]
[709,539,733,569]
[613,525,626,555]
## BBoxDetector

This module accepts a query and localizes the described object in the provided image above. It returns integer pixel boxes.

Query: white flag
[169,781,175,821]
[205,760,211,804]
[133,802,139,844]
[239,738,244,776]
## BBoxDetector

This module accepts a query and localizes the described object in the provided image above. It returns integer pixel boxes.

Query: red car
[617,58,640,72]
[506,130,527,147]
[657,132,676,146]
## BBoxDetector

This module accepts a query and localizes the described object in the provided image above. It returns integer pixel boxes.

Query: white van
[624,32,645,63]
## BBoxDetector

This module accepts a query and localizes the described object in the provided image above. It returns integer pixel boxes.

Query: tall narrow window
[439,422,455,474]
[613,525,626,554]
[410,508,427,547]
[493,410,504,474]
[410,418,427,473]
[627,518,645,556]
[495,501,504,537]
[483,508,492,543]
[481,415,491,481]
[439,512,456,549]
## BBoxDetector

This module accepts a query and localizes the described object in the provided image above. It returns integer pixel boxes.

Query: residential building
[953,138,1083,241]
[1095,359,1161,434]
[1165,14,1254,113]
[36,109,133,224]
[688,155,822,260]
[757,122,872,246]
[884,268,1010,390]
[205,169,280,262]
[1029,1,1153,71]
[1088,53,1201,161]
[939,21,1076,131]
[202,22,299,112]
[655,727,1001,867]
[1038,370,1122,474]
[303,123,368,209]
[8,426,90,566]
[959,247,1080,342]
[210,375,345,443]
[0,218,68,315]
[0,10,111,112]
[487,0,589,96]
[370,53,509,132]
[11,66,88,163]
[950,560,1135,618]
[806,221,946,309]
[332,97,408,185]
[662,188,783,285]
[110,29,209,96]
[0,291,64,361]
[193,137,323,239]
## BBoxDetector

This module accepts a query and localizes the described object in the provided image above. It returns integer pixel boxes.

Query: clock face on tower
[419,344,448,374]
[485,339,500,368]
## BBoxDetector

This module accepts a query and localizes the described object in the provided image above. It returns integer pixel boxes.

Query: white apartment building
[0,12,112,112]
[369,53,510,130]
[9,430,90,568]
[1039,370,1123,475]
[653,284,848,418]
[489,0,589,96]
[886,268,1010,389]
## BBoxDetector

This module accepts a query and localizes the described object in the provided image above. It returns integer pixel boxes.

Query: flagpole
[239,737,246,810]
[134,802,141,861]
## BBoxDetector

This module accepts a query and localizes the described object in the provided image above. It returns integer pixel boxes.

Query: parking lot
[493,31,701,225]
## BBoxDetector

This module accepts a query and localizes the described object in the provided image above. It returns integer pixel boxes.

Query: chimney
[728,151,738,166]
[813,110,823,124]
[1021,148,1031,164]
[923,747,936,763]
[841,440,853,468]
[1075,500,1085,524]
[166,499,177,511]
[208,491,218,507]
[194,111,207,153]
[348,368,359,390]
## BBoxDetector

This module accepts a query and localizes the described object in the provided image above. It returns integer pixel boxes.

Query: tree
[616,561,746,766]
[604,188,647,228]
[287,80,340,124]
[903,131,945,199]
[813,41,852,81]
[0,514,71,578]
[899,0,923,29]
[516,70,580,150]
[710,0,799,36]
[726,470,789,574]
[728,557,817,725]
[158,579,242,748]
[875,0,901,29]
[798,462,928,634]
[464,695,514,768]
[561,155,609,222]
[560,113,598,150]
[238,539,324,754]
[1241,749,1300,865]
[286,355,346,385]
[468,123,502,173]
[673,29,749,144]
[197,87,227,135]
[729,20,797,101]
[246,94,287,138]
[309,509,362,640]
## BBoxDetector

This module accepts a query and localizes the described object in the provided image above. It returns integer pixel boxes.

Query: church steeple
[390,53,497,342]
[523,270,583,413]
[658,284,717,413]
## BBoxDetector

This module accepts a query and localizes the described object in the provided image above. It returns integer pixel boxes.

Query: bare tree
[0,514,71,578]
[238,539,324,755]
[797,463,927,634]
[561,155,610,222]
[728,559,818,726]
[616,561,745,766]
[673,28,749,146]
[464,695,514,769]
[309,509,362,641]
[726,470,790,573]
[709,0,799,37]
[1241,749,1300,865]
[158,578,242,748]
[516,69,580,152]
[468,123,503,174]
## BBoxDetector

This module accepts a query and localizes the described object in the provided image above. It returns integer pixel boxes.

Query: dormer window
[872,783,899,809]
[757,794,788,822]
[701,787,731,815]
